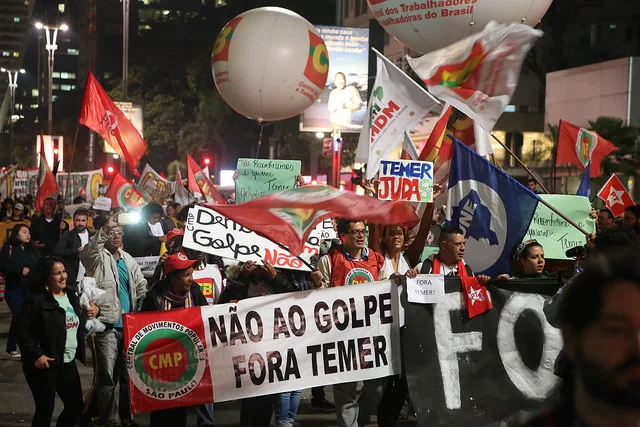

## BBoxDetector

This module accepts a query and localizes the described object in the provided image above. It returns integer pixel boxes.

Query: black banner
[402,277,563,426]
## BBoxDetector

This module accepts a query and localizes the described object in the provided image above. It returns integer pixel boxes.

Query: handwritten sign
[407,274,445,304]
[236,158,301,203]
[134,256,160,278]
[523,195,596,260]
[309,219,337,240]
[183,205,318,271]
[378,160,433,202]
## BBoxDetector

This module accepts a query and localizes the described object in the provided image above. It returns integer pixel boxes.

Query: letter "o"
[497,293,562,399]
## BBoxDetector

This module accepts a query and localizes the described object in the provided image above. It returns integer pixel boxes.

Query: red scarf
[432,256,468,277]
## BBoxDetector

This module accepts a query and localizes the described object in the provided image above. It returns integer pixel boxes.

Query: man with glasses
[312,218,385,427]
[80,215,147,427]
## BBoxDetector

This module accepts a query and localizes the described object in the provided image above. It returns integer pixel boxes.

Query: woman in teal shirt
[14,256,94,427]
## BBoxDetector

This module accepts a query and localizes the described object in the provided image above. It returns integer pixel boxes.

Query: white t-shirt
[193,264,224,305]
[382,252,412,327]
[328,85,362,127]
[76,231,90,282]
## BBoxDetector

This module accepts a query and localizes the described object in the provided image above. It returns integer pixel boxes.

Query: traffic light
[203,156,211,166]
[104,164,117,177]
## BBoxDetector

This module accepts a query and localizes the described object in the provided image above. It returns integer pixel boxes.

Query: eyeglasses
[348,229,368,237]
[109,231,123,237]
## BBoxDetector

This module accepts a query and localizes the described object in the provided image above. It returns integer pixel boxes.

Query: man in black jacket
[54,208,94,294]
[30,197,63,256]
[122,203,168,257]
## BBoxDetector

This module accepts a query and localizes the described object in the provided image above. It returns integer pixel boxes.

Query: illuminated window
[2,52,9,57]
[12,51,19,57]
[60,72,76,79]
[67,48,79,55]
[32,89,38,97]
[58,3,65,13]
[504,105,516,113]
[52,84,60,90]
[30,104,39,109]
[15,103,23,111]
[13,17,20,22]
[60,84,76,91]
[53,72,60,78]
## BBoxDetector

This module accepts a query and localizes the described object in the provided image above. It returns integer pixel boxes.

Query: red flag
[106,172,150,209]
[187,154,226,204]
[460,277,493,319]
[123,309,213,414]
[597,174,635,217]
[207,185,419,255]
[36,132,60,210]
[79,70,148,176]
[556,120,617,178]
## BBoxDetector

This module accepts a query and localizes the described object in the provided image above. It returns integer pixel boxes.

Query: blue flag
[576,161,591,197]
[446,137,540,277]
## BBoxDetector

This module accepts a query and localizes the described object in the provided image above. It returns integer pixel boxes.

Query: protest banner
[402,276,563,425]
[309,218,337,240]
[124,280,401,413]
[134,256,160,278]
[235,158,301,203]
[183,205,319,271]
[523,194,595,260]
[378,160,433,202]
[138,164,175,202]
[57,169,104,202]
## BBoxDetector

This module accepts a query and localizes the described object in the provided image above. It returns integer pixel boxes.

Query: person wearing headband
[498,239,550,280]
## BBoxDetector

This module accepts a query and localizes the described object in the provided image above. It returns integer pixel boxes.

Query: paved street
[0,301,415,426]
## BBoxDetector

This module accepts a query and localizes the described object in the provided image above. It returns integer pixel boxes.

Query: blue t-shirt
[113,256,131,328]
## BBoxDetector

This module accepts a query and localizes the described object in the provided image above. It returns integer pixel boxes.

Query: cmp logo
[127,322,206,401]
[447,180,506,273]
[424,41,486,99]
[211,16,243,64]
[345,268,375,286]
[575,128,598,167]
[304,30,329,89]
[117,183,148,209]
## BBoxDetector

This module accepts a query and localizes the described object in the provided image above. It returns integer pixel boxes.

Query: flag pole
[551,122,560,193]
[63,122,81,202]
[489,133,550,194]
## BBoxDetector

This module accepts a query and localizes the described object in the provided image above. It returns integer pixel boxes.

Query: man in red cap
[149,228,185,285]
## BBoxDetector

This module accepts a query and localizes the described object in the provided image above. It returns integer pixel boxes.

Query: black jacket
[0,243,37,289]
[13,290,86,367]
[54,229,95,289]
[123,223,165,257]
[141,279,208,312]
[30,214,63,256]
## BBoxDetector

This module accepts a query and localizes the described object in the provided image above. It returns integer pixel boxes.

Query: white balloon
[368,0,552,53]
[211,7,330,122]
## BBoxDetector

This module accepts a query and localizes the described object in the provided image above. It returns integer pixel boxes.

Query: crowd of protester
[0,184,639,427]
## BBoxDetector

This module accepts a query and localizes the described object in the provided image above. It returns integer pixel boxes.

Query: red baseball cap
[163,252,198,275]
[166,228,184,242]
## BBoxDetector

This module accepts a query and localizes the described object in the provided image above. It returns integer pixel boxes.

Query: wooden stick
[489,132,550,194]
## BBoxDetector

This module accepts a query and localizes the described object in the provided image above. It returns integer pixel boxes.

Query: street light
[1,68,26,159]
[34,22,69,136]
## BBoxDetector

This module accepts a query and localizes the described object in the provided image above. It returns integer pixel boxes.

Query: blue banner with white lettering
[446,138,540,277]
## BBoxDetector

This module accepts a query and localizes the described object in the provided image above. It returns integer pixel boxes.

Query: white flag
[356,49,439,180]
[407,21,542,131]
[402,131,420,160]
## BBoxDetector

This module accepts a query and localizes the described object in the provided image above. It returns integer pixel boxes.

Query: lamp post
[1,67,26,160]
[34,22,68,136]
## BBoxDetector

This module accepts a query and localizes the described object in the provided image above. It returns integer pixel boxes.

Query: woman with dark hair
[141,252,208,427]
[498,239,550,279]
[0,224,37,359]
[13,256,92,427]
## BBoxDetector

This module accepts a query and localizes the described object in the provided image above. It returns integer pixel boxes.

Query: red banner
[124,309,213,414]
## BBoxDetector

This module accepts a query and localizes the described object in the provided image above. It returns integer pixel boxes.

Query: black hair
[335,72,346,80]
[30,256,66,294]
[624,204,640,219]
[176,203,196,224]
[8,223,31,247]
[557,247,640,334]
[598,208,614,220]
[72,195,86,204]
[142,202,164,219]
[440,225,464,243]
[3,197,14,207]
[593,228,637,253]
[527,177,536,183]
[380,224,407,255]
[73,208,90,218]
[519,241,544,261]
[336,218,364,236]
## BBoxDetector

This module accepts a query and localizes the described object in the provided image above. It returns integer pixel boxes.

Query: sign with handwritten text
[523,195,595,260]
[183,205,318,271]
[236,158,301,203]
[407,274,445,304]
[309,219,337,240]
[378,160,433,202]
